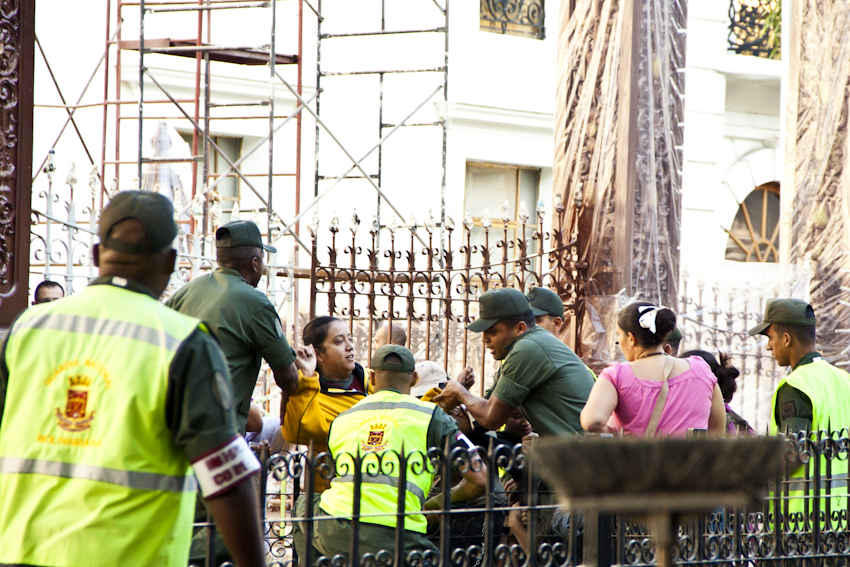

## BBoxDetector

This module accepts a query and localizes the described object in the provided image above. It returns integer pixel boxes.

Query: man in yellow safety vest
[750,298,850,522]
[0,191,266,567]
[294,345,488,561]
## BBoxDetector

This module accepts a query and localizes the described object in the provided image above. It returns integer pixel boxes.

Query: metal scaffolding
[27,0,450,341]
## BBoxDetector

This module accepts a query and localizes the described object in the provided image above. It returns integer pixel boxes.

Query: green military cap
[371,345,416,372]
[748,298,816,336]
[665,326,682,342]
[527,286,564,318]
[99,190,177,255]
[467,287,533,332]
[216,220,276,253]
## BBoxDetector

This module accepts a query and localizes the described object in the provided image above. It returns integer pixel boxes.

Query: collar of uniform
[793,351,823,371]
[89,275,158,299]
[215,266,248,283]
[503,324,542,357]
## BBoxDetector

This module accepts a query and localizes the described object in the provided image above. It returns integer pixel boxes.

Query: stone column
[0,0,35,326]
[782,0,850,363]
[553,0,687,370]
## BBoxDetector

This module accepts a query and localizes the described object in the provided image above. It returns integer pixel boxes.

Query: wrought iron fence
[306,205,580,395]
[728,0,781,60]
[28,163,296,317]
[190,430,850,567]
[479,0,546,40]
[676,262,809,433]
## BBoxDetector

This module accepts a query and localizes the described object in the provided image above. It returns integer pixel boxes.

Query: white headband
[638,305,661,335]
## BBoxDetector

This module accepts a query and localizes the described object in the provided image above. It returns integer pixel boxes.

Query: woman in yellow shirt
[282,316,372,490]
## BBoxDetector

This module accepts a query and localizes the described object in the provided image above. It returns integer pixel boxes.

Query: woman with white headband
[580,302,726,437]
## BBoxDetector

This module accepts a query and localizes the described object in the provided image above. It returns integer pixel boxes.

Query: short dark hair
[618,302,677,347]
[303,316,343,351]
[500,310,536,331]
[34,280,64,302]
[771,323,817,346]
[216,246,262,269]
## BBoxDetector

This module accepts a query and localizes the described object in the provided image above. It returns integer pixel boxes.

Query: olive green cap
[98,191,177,255]
[527,286,564,318]
[216,220,276,253]
[748,298,816,336]
[467,288,533,332]
[665,326,682,342]
[371,345,416,372]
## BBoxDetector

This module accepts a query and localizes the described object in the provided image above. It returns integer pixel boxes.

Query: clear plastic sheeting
[676,260,809,434]
[784,0,850,366]
[553,0,687,363]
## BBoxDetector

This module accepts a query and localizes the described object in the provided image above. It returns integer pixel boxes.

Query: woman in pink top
[580,303,726,437]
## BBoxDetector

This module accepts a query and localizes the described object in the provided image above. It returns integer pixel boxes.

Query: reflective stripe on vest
[771,360,850,519]
[333,473,427,503]
[13,312,185,351]
[0,285,203,567]
[320,390,435,533]
[0,457,198,493]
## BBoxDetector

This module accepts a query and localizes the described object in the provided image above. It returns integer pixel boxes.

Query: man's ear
[783,332,793,347]
[93,243,100,268]
[516,321,528,335]
[165,248,177,275]
[553,317,564,331]
[410,371,419,388]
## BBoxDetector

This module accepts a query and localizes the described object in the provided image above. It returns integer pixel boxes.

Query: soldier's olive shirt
[0,278,240,462]
[489,325,594,437]
[166,267,296,433]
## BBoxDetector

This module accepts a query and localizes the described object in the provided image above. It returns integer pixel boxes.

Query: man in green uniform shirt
[435,288,594,436]
[167,220,298,434]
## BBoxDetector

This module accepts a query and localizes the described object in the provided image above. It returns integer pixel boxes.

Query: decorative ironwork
[28,162,296,317]
[785,0,850,365]
[191,430,850,567]
[307,205,584,392]
[480,0,546,40]
[728,0,781,59]
[0,0,34,324]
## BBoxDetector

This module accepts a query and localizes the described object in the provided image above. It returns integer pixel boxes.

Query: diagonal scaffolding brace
[274,70,441,249]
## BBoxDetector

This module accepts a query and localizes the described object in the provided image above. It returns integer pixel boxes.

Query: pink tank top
[599,356,717,437]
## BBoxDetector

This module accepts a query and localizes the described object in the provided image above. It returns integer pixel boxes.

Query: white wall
[680,1,782,265]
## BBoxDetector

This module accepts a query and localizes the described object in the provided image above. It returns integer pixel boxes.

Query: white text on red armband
[192,436,260,497]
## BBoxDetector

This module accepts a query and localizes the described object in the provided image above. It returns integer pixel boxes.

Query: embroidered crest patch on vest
[55,375,96,432]
[362,422,388,452]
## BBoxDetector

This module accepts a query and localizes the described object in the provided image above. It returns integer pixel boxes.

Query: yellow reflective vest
[320,389,437,533]
[0,284,202,567]
[771,358,850,520]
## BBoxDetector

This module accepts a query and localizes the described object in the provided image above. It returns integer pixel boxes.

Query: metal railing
[479,0,545,40]
[728,0,781,60]
[190,429,850,567]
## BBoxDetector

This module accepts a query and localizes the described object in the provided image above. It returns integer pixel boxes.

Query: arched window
[725,181,780,262]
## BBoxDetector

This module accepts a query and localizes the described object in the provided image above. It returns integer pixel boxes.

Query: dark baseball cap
[99,191,177,254]
[216,220,276,253]
[371,345,416,372]
[527,286,564,318]
[748,298,816,336]
[467,288,533,332]
[665,326,682,342]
